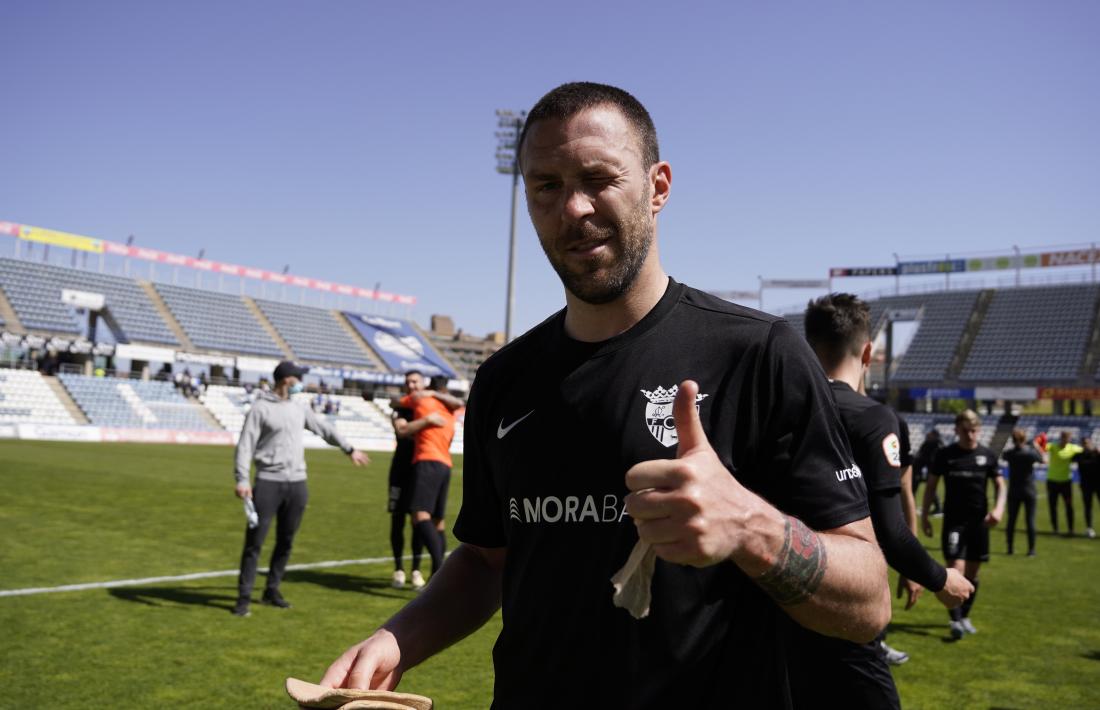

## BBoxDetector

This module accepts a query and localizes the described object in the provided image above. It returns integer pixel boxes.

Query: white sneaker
[1088,528,1096,539]
[960,618,978,634]
[949,621,965,640]
[880,641,909,665]
[391,570,406,588]
[411,570,426,590]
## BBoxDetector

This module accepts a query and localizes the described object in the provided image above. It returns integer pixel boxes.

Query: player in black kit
[921,410,1006,639]
[795,294,973,707]
[1001,428,1044,556]
[1073,438,1100,539]
[320,82,891,708]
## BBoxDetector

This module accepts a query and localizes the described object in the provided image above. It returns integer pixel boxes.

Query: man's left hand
[984,509,1002,527]
[349,450,370,466]
[896,575,923,610]
[624,380,745,567]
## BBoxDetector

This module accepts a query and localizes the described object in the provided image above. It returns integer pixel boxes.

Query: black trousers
[237,479,309,599]
[1006,491,1037,553]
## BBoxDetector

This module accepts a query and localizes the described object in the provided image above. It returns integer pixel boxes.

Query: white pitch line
[0,555,395,598]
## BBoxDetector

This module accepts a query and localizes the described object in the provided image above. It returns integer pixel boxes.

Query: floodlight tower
[495,109,526,342]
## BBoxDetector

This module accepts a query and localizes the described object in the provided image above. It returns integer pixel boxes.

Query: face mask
[289,382,304,395]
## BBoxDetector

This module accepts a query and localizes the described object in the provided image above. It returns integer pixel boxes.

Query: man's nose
[562,187,596,222]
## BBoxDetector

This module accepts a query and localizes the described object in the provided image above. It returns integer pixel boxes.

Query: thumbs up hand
[625,380,749,568]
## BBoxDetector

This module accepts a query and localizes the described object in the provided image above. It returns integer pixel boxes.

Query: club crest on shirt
[640,384,708,448]
[975,455,987,466]
[882,432,902,468]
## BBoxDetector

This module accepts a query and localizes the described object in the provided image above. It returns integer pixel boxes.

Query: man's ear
[861,340,873,368]
[650,161,671,214]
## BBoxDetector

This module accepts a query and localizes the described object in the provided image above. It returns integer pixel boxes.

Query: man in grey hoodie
[233,361,370,617]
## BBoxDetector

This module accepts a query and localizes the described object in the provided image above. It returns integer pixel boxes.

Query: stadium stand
[903,412,999,449]
[0,369,78,425]
[0,257,178,344]
[201,385,406,449]
[960,284,1100,382]
[154,283,284,357]
[254,299,378,368]
[874,290,982,383]
[59,373,222,431]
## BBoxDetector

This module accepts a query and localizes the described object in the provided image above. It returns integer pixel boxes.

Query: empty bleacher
[877,291,982,383]
[960,284,1099,382]
[59,373,222,431]
[0,369,78,425]
[202,385,401,449]
[254,299,376,368]
[154,283,283,357]
[0,258,178,344]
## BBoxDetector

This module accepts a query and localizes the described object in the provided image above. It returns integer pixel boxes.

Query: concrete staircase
[138,280,194,350]
[946,289,995,381]
[242,296,295,359]
[1079,290,1100,383]
[0,284,25,333]
[42,375,90,424]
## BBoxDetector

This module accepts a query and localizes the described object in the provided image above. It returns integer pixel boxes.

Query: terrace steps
[242,297,295,359]
[42,374,90,424]
[138,280,194,351]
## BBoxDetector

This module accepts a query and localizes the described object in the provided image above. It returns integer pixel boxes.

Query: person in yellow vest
[1045,431,1083,537]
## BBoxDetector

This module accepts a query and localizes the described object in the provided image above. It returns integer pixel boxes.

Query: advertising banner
[974,386,1038,401]
[344,313,456,378]
[1038,387,1100,400]
[3,220,415,304]
[175,351,235,367]
[115,343,176,363]
[235,356,281,374]
[18,225,105,253]
[759,279,830,289]
[897,259,967,275]
[908,387,975,399]
[1041,248,1100,268]
[963,254,1042,272]
[829,266,898,277]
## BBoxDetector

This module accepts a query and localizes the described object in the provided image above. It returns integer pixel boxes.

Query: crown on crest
[640,385,708,404]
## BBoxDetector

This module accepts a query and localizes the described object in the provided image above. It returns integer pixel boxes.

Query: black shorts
[387,458,414,514]
[942,517,989,562]
[409,460,451,519]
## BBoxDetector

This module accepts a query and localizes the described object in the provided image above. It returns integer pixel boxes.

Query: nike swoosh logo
[497,410,535,439]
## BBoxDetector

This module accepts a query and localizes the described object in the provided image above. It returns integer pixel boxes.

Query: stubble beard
[540,196,654,306]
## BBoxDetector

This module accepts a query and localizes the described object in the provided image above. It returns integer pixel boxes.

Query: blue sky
[2,1,1098,336]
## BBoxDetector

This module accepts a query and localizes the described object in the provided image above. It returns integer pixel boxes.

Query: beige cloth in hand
[610,538,657,619]
[286,677,433,710]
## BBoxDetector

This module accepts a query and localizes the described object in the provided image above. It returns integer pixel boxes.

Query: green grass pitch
[1,440,1097,708]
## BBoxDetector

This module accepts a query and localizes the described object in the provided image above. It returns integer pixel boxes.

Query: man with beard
[319,82,890,707]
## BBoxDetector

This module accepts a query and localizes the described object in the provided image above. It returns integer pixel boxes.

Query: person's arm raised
[320,543,505,690]
[625,381,890,644]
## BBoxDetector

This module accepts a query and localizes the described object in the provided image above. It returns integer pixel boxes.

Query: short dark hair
[517,82,659,169]
[404,370,422,378]
[803,293,872,371]
[429,375,449,392]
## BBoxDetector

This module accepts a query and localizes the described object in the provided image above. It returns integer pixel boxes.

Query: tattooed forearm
[756,515,828,605]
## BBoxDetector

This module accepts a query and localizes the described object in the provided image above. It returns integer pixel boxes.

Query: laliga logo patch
[641,384,708,448]
[882,432,902,468]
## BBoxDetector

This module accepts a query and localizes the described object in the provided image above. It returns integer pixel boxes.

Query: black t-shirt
[932,443,1000,520]
[454,279,868,709]
[1073,449,1100,480]
[389,406,415,482]
[897,416,912,469]
[1002,445,1043,494]
[828,382,904,493]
